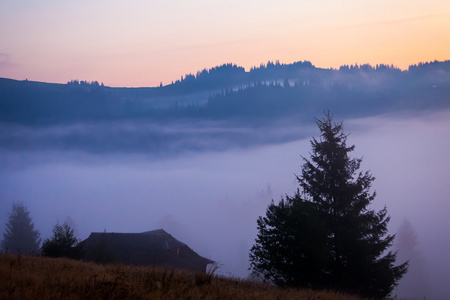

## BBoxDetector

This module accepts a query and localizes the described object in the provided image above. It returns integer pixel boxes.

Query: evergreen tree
[41,222,81,259]
[249,113,408,298]
[395,220,429,299]
[249,196,328,287]
[1,202,41,254]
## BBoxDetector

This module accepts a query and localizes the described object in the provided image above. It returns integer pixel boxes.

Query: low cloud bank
[0,111,449,299]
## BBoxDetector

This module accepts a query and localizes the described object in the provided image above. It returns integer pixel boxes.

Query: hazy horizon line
[2,58,449,89]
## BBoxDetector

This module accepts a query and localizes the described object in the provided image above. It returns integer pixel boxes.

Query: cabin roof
[80,229,213,271]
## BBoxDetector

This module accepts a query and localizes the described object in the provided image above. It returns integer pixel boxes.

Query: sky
[1,0,450,87]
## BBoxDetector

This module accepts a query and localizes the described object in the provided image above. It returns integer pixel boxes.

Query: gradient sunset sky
[1,0,449,87]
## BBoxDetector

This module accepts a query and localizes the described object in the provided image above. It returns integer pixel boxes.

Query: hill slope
[0,253,367,300]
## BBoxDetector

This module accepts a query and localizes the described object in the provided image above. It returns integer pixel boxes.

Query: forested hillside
[1,60,449,155]
[1,60,449,125]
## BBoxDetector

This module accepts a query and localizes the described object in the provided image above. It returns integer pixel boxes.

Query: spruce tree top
[298,112,374,217]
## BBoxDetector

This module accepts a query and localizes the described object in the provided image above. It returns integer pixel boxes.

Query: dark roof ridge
[141,229,169,235]
[89,229,169,236]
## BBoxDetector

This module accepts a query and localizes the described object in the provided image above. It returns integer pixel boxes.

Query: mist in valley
[0,110,449,299]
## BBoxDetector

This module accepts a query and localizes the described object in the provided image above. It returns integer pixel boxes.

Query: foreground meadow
[0,253,367,300]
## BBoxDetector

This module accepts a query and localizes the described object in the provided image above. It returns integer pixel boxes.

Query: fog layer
[1,111,449,299]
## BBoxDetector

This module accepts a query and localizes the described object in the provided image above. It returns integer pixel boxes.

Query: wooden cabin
[79,229,213,272]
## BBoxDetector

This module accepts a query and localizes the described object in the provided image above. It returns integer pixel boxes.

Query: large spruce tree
[249,113,407,298]
[1,202,41,254]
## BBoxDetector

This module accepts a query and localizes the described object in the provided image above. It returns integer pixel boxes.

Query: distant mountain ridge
[1,60,450,125]
[0,59,449,155]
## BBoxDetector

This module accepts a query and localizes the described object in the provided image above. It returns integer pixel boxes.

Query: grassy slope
[0,253,365,300]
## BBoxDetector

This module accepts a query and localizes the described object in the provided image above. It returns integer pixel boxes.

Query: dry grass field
[0,253,366,300]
